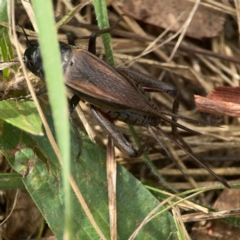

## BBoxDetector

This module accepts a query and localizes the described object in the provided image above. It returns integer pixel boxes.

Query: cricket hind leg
[117,68,229,186]
[90,106,150,158]
[144,78,227,185]
[116,68,178,97]
[116,67,193,151]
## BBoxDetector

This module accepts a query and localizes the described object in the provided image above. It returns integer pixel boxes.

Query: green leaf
[0,100,43,135]
[0,114,177,239]
[0,0,16,78]
[0,173,24,190]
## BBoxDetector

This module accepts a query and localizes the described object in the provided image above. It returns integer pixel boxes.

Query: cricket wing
[64,49,159,116]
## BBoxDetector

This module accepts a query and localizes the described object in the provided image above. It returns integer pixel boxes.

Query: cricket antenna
[18,25,33,46]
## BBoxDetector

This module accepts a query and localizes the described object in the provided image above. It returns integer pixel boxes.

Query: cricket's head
[23,43,44,79]
[23,41,72,80]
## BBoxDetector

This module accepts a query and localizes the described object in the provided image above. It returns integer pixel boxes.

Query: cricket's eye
[70,60,74,66]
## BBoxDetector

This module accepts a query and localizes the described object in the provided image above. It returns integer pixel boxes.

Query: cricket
[22,22,229,188]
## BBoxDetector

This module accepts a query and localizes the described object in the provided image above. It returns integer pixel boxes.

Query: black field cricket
[22,25,229,188]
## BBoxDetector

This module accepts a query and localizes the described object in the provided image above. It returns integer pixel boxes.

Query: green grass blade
[93,0,115,66]
[30,1,71,238]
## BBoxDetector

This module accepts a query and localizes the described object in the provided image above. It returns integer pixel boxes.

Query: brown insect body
[65,49,161,123]
[23,39,230,188]
[64,48,195,129]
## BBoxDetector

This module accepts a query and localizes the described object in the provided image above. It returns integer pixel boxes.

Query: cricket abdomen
[102,109,160,126]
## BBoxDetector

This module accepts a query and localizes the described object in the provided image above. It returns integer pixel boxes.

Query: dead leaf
[118,0,225,39]
[190,181,240,240]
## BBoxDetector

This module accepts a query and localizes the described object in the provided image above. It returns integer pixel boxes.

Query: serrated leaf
[0,100,43,135]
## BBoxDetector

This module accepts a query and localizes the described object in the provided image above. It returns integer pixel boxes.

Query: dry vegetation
[1,0,240,239]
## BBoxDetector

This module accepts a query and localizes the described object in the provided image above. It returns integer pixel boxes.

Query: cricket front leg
[68,94,81,114]
[68,94,83,157]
